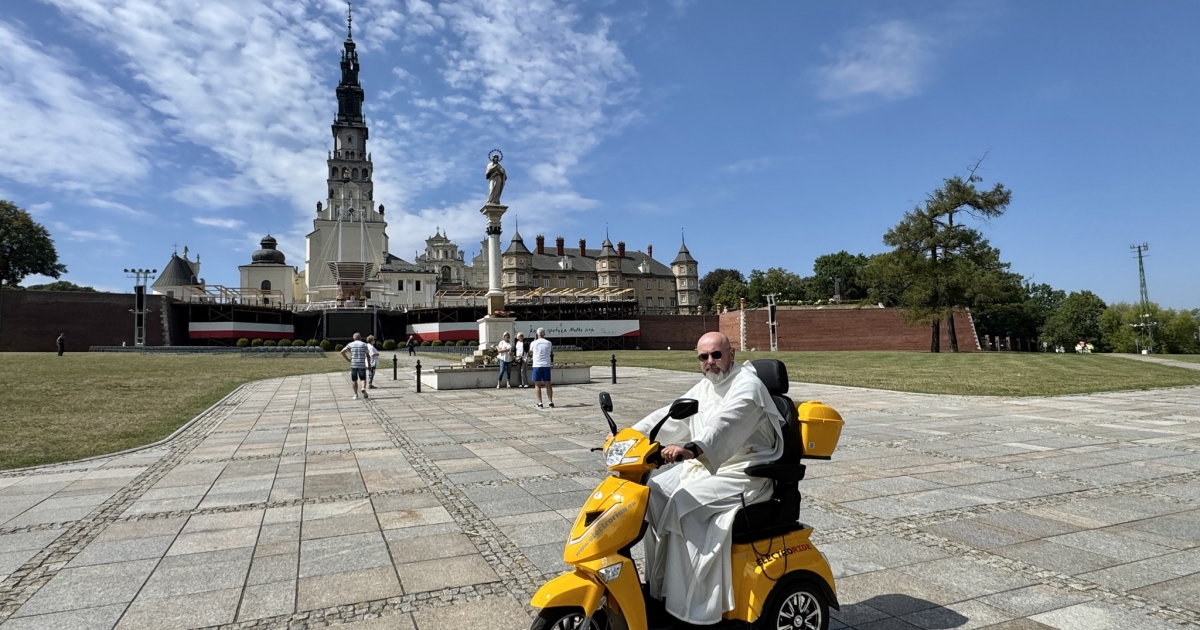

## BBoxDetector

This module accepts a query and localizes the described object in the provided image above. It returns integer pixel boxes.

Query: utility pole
[1130,243,1154,352]
[125,268,157,347]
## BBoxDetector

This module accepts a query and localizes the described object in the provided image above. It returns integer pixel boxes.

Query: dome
[251,235,286,264]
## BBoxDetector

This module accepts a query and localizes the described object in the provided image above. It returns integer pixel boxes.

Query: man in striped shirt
[340,332,371,399]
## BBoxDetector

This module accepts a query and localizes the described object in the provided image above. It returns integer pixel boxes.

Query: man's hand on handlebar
[660,445,695,463]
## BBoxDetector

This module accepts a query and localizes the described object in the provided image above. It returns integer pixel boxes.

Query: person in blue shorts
[340,332,371,399]
[530,327,554,408]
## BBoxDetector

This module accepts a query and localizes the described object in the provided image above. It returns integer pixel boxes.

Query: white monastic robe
[630,361,786,626]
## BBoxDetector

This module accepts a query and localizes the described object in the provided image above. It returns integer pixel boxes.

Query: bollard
[415,360,422,393]
[392,354,398,380]
[610,354,617,384]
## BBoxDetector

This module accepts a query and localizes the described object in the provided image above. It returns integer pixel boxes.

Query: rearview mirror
[668,398,698,419]
[599,392,613,413]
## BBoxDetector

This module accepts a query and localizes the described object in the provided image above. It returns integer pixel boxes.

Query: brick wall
[638,314,721,350]
[0,291,171,351]
[718,307,978,352]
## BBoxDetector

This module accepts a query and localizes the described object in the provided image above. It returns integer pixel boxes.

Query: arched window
[330,167,337,177]
[441,266,452,281]
[352,168,359,179]
[329,189,334,198]
[363,169,369,180]
[342,167,349,178]
[347,135,354,147]
[261,280,272,291]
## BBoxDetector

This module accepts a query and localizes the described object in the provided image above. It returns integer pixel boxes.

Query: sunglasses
[697,350,723,362]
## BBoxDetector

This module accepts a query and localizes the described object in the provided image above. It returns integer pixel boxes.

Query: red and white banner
[189,322,294,340]
[406,319,640,342]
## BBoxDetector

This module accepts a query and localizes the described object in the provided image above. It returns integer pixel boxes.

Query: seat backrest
[751,359,802,466]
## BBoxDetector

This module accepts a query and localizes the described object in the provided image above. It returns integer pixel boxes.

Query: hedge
[251,338,264,347]
[236,338,250,347]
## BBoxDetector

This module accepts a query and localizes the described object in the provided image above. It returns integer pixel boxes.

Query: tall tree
[699,268,746,312]
[25,281,97,292]
[1042,290,1107,350]
[711,277,750,312]
[0,200,67,289]
[747,267,808,307]
[880,165,1012,351]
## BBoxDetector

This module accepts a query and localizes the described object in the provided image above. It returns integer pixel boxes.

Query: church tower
[672,240,699,314]
[304,9,390,300]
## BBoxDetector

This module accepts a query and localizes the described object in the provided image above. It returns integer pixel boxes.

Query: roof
[504,245,675,277]
[672,243,697,265]
[152,253,200,288]
[379,252,426,273]
[503,231,532,255]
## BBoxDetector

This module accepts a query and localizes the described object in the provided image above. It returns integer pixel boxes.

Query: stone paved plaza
[1,358,1199,630]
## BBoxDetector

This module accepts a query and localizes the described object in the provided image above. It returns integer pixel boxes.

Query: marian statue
[485,150,506,205]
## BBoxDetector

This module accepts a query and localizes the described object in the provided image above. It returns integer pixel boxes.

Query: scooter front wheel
[757,580,829,630]
[531,607,615,630]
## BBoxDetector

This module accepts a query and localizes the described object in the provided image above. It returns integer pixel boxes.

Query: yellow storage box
[797,401,844,459]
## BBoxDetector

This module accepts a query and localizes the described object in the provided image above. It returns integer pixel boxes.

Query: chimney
[617,241,626,258]
[536,235,545,255]
[579,239,587,257]
[647,244,653,259]
[556,236,565,257]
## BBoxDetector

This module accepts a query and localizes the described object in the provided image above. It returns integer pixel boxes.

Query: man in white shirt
[366,335,381,389]
[529,328,553,408]
[339,332,371,399]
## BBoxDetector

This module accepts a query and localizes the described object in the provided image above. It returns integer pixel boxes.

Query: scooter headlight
[605,439,637,467]
[597,563,622,583]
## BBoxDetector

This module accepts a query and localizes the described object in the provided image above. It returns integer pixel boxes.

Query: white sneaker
[354,392,359,399]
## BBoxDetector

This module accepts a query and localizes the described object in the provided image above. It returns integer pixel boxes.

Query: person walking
[56,333,66,357]
[495,332,513,388]
[513,332,528,388]
[406,335,416,356]
[340,332,371,399]
[530,328,554,408]
[366,335,380,389]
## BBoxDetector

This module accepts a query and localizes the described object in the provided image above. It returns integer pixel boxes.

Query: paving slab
[0,361,1197,630]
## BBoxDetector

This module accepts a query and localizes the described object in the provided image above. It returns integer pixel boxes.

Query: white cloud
[815,20,933,106]
[720,157,774,174]
[0,18,151,193]
[66,228,125,244]
[85,198,150,218]
[193,216,245,229]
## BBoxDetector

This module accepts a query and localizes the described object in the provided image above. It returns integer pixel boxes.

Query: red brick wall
[0,291,170,351]
[638,314,721,350]
[718,307,977,352]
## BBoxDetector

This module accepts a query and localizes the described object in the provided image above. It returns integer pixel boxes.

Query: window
[670,297,677,307]
[577,279,584,288]
[659,298,664,308]
[329,189,334,198]
[415,280,422,291]
[681,295,687,304]
[518,274,525,283]
[600,277,606,286]
[507,273,514,283]
[261,280,271,291]
[627,280,634,287]
[398,280,404,290]
[647,297,653,308]
[348,135,354,147]
[591,279,598,287]
[543,279,550,287]
[646,280,652,290]
[658,280,664,289]
[352,168,359,179]
[600,261,606,269]
[342,167,349,178]
[363,169,369,179]
[559,278,566,288]
[330,167,337,177]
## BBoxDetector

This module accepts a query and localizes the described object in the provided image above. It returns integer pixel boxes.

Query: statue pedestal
[462,316,516,368]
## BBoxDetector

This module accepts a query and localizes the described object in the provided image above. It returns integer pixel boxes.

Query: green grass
[557,350,1200,397]
[0,352,344,470]
[1154,354,1200,364]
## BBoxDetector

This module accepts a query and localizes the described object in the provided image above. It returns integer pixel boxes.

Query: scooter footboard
[530,558,647,630]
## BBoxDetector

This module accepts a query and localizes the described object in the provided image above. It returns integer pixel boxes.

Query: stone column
[481,203,507,316]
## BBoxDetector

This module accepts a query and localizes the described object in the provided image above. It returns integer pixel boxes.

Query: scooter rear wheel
[531,607,613,630]
[757,580,828,630]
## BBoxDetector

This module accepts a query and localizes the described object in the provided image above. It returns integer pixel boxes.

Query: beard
[702,363,735,385]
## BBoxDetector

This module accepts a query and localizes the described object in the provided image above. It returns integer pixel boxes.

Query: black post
[392,354,398,380]
[610,354,617,384]
[415,360,422,393]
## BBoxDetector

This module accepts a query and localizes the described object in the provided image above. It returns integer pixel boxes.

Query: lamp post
[125,268,157,347]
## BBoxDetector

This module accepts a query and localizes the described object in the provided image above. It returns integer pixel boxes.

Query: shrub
[455,340,467,346]
[277,339,291,347]
[421,341,431,346]
[334,343,344,351]
[431,340,444,346]
[263,340,277,347]
[319,339,332,351]
[468,340,478,346]
[251,338,264,347]
[308,339,319,347]
[235,338,250,347]
[382,339,397,350]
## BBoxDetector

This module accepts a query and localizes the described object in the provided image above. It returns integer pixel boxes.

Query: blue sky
[2,0,1198,308]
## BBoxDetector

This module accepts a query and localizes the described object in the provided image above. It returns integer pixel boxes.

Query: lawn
[0,352,344,470]
[1155,353,1200,364]
[557,350,1200,397]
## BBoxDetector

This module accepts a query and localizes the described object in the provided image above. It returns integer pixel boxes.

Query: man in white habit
[629,331,786,627]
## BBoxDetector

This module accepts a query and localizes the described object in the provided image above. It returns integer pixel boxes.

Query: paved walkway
[1,359,1199,630]
[1108,353,1200,371]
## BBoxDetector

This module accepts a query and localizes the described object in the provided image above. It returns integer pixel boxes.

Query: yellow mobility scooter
[530,359,845,630]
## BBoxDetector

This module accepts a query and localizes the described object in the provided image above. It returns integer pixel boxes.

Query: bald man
[630,332,787,627]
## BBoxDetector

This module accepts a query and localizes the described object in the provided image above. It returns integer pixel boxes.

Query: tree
[878,166,1012,351]
[699,268,746,312]
[808,251,870,302]
[0,200,67,289]
[972,279,1066,347]
[25,280,96,292]
[711,277,749,312]
[1042,290,1107,350]
[747,267,807,307]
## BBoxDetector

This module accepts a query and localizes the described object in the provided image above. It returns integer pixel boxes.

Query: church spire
[336,1,364,125]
